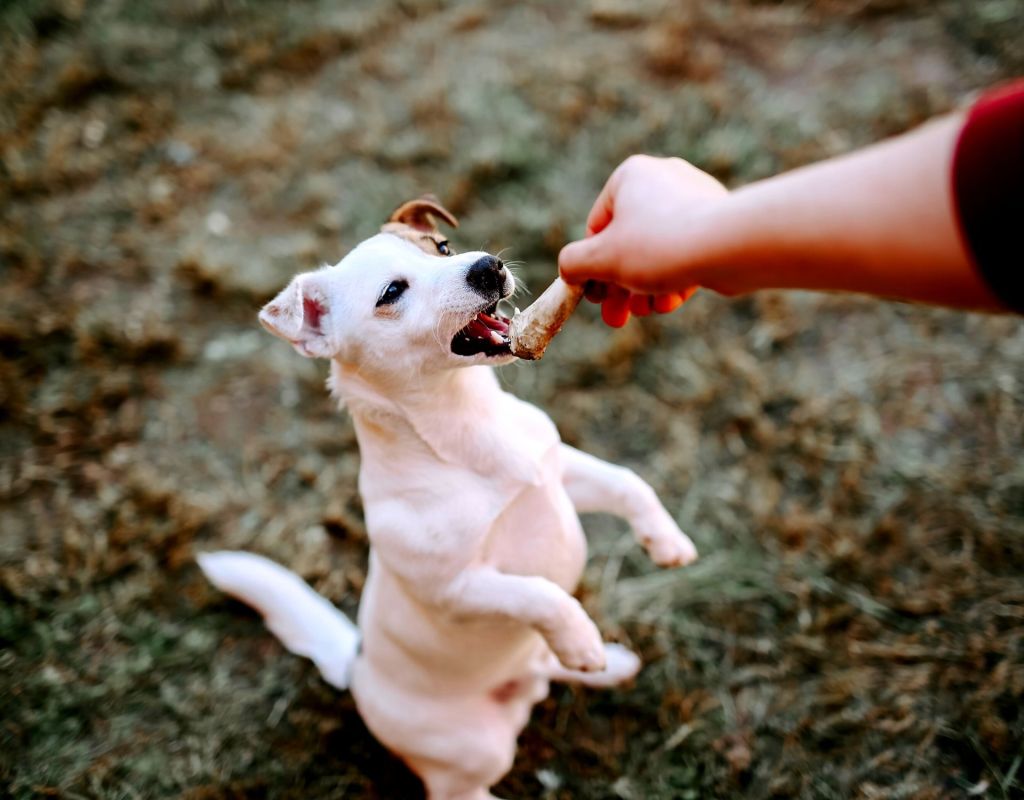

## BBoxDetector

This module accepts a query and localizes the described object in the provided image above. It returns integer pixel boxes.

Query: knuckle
[621,153,653,174]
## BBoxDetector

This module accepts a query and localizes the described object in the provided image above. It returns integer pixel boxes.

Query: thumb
[558,230,619,286]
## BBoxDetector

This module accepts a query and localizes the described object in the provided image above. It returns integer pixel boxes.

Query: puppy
[199,196,697,800]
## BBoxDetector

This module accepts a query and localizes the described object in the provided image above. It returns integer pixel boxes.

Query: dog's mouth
[451,302,512,357]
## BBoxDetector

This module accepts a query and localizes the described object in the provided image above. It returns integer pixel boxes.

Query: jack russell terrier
[198,196,697,800]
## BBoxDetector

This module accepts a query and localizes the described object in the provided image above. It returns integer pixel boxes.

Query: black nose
[466,256,507,296]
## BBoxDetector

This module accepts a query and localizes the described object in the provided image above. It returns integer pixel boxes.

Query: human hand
[559,155,730,327]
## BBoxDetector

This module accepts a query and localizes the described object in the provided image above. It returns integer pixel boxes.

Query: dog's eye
[436,240,451,256]
[376,279,409,307]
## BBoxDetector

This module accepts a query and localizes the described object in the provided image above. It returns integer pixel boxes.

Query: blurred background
[2,1,1023,797]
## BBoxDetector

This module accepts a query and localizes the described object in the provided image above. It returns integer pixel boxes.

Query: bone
[508,277,586,361]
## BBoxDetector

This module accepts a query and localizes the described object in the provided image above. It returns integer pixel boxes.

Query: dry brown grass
[2,1,1022,798]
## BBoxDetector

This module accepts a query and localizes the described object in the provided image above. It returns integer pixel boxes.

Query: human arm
[559,85,1024,323]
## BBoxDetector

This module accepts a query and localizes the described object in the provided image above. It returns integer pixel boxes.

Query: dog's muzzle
[452,257,514,357]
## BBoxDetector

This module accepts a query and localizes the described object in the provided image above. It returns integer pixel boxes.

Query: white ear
[259,273,336,359]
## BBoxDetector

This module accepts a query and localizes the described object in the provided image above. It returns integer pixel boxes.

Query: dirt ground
[2,1,1023,798]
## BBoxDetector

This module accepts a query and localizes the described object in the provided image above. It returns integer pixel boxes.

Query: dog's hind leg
[412,757,509,800]
[419,777,501,800]
[356,684,517,800]
[197,551,359,689]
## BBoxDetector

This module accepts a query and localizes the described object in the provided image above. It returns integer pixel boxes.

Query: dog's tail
[197,551,359,690]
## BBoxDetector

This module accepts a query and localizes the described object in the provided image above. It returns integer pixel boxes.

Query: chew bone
[508,277,585,360]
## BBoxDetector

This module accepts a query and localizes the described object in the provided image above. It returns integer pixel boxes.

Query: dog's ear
[387,194,459,233]
[259,273,336,359]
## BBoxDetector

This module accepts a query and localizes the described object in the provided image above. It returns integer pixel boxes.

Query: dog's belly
[357,559,548,693]
[355,480,585,696]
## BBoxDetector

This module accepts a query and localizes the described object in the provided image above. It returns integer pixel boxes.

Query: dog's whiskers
[432,309,452,351]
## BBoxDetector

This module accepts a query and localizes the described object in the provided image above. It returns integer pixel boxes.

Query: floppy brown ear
[387,194,459,233]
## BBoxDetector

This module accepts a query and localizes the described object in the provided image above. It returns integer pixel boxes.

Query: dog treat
[508,277,585,360]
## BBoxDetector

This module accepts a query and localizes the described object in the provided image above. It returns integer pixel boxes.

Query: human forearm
[692,115,1001,309]
[559,98,1022,320]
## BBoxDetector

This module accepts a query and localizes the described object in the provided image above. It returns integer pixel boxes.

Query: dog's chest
[482,452,586,592]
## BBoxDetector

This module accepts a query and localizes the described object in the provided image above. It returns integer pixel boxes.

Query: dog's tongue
[468,313,509,346]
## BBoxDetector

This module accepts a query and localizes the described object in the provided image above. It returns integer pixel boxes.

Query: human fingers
[652,293,684,314]
[584,280,608,303]
[584,169,619,236]
[601,284,632,327]
[558,229,621,286]
[629,293,652,317]
[652,286,699,314]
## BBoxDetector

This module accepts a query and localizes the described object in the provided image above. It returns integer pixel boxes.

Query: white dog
[198,196,697,800]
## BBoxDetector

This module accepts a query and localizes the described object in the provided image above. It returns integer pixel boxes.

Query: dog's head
[258,195,517,375]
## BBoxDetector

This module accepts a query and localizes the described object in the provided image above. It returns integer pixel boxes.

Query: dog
[198,195,697,800]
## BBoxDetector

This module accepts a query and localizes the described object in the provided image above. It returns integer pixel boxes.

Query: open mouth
[451,302,512,357]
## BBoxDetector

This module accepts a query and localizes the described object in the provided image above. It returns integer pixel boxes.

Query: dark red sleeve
[951,79,1024,313]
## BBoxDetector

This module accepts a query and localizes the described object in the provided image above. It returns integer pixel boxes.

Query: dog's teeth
[488,330,505,346]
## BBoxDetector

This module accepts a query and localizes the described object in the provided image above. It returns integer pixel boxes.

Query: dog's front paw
[546,601,607,673]
[636,507,698,568]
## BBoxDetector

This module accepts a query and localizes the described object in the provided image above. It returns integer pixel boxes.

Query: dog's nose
[466,256,507,295]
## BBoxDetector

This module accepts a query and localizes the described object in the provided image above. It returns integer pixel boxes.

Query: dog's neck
[328,362,550,485]
[329,361,497,419]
